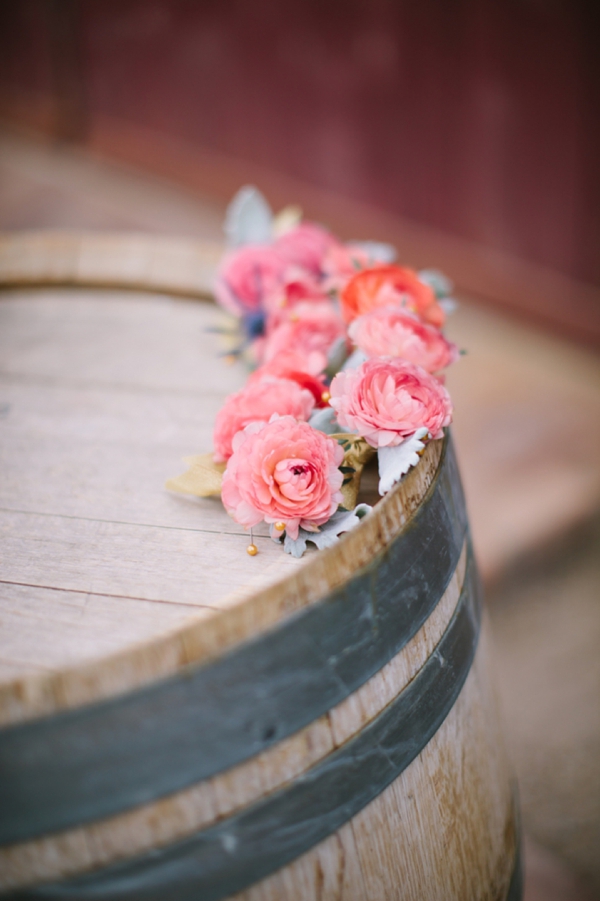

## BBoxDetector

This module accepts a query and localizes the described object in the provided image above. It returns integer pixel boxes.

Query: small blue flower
[243,310,266,341]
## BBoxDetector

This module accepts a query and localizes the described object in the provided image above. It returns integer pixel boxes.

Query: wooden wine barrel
[0,234,521,901]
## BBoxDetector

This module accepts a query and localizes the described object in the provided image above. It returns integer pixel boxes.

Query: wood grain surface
[230,625,515,901]
[0,290,300,706]
[0,230,219,298]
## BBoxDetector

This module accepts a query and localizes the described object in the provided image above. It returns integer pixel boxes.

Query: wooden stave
[226,630,520,901]
[0,548,514,901]
[0,231,219,301]
[0,564,520,901]
[0,544,468,890]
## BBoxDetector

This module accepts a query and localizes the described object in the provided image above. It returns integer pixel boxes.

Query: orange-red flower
[340,265,445,328]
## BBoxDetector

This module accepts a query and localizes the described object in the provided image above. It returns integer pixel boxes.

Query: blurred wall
[0,0,599,342]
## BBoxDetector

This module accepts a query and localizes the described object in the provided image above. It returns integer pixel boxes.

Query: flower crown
[167,187,460,558]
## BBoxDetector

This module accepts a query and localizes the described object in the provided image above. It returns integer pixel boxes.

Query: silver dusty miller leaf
[341,348,368,371]
[326,335,349,378]
[281,504,372,558]
[417,268,453,298]
[377,428,429,495]
[350,241,397,264]
[224,186,273,248]
[308,406,340,435]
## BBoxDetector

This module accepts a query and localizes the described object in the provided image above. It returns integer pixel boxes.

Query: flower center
[273,458,315,502]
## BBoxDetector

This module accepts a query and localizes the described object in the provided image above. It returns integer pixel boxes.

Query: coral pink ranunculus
[340,265,445,328]
[213,377,315,462]
[258,302,348,374]
[349,307,459,372]
[214,244,287,315]
[221,416,344,539]
[329,358,453,448]
[275,223,342,276]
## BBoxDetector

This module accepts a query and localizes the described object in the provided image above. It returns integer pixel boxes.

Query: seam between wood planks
[0,369,234,399]
[0,580,217,611]
[0,506,259,539]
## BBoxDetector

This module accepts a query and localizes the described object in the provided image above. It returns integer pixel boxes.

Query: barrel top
[0,287,443,725]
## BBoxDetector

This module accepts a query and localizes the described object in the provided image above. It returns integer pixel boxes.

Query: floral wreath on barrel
[168,187,461,557]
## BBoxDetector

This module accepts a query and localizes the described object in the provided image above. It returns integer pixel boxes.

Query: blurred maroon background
[0,0,599,344]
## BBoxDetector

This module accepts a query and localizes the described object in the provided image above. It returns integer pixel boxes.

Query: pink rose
[213,376,315,462]
[214,244,287,315]
[221,415,344,539]
[329,358,453,448]
[275,223,342,276]
[349,307,459,372]
[258,302,348,374]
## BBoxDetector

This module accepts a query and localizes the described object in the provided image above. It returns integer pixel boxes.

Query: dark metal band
[506,841,524,901]
[6,546,481,901]
[0,436,467,845]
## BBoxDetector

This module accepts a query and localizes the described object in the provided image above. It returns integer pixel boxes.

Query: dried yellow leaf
[165,453,225,498]
[330,433,376,511]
